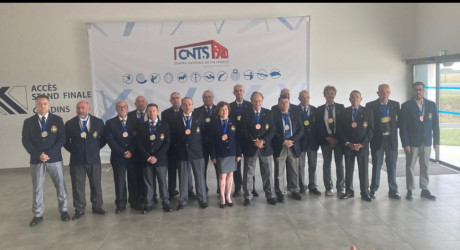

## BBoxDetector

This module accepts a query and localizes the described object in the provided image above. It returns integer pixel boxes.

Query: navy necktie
[139,112,145,122]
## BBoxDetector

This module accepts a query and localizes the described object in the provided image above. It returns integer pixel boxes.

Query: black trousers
[344,148,369,196]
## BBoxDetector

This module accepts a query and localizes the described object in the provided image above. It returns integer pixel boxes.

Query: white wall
[0,3,418,168]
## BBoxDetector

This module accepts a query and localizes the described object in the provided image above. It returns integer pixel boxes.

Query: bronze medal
[122,132,128,138]
[150,134,156,141]
[80,132,87,138]
[420,116,424,122]
[222,134,228,141]
[41,131,48,137]
[351,122,357,128]
[284,124,290,130]
[255,124,261,130]
[304,120,309,126]
[328,118,334,124]
[185,129,191,135]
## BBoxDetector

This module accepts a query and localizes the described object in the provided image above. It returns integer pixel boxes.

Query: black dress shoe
[199,202,209,209]
[92,207,108,215]
[369,191,376,199]
[29,216,43,227]
[309,188,321,195]
[361,195,372,202]
[61,211,70,221]
[72,210,85,220]
[115,206,126,214]
[226,199,234,207]
[292,192,302,200]
[232,190,241,197]
[176,203,185,210]
[300,188,306,194]
[219,202,226,208]
[162,204,173,212]
[142,206,152,214]
[169,190,179,198]
[340,193,354,199]
[243,198,251,206]
[421,189,436,200]
[252,190,259,197]
[276,194,285,203]
[189,191,197,199]
[406,190,413,200]
[267,198,277,205]
[389,192,401,200]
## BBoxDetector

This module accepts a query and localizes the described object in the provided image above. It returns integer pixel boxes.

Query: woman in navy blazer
[209,102,242,208]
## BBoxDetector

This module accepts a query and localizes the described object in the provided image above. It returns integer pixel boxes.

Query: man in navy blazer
[126,95,149,209]
[297,90,321,195]
[337,91,374,202]
[240,91,277,206]
[194,90,218,195]
[272,94,304,202]
[400,82,439,200]
[64,100,108,219]
[137,103,172,213]
[228,84,257,197]
[22,95,70,226]
[316,85,346,197]
[171,97,208,210]
[365,84,401,200]
[105,100,139,214]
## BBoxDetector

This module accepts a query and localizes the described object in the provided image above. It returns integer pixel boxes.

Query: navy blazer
[240,107,275,157]
[171,111,205,161]
[161,107,182,125]
[337,105,374,156]
[400,98,440,147]
[271,108,304,158]
[316,103,346,146]
[365,99,400,151]
[105,115,138,164]
[194,104,217,145]
[64,114,106,166]
[128,109,147,123]
[209,117,242,159]
[298,104,319,152]
[136,119,170,167]
[229,100,251,121]
[22,113,66,164]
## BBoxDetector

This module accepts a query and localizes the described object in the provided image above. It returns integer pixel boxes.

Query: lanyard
[221,119,228,134]
[237,103,243,115]
[39,116,46,132]
[327,104,334,118]
[184,115,191,129]
[418,100,424,117]
[283,112,290,128]
[121,119,127,132]
[149,120,158,135]
[302,106,310,120]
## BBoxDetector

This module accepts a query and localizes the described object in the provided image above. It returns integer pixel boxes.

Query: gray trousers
[274,146,300,194]
[321,144,345,192]
[70,164,103,212]
[299,150,318,190]
[30,161,68,217]
[178,158,207,205]
[243,150,275,200]
[143,165,169,206]
[406,145,431,190]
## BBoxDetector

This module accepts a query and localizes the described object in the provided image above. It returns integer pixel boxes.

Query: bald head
[134,96,147,112]
[298,90,310,106]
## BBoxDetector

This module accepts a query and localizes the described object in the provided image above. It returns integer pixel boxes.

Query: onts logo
[174,40,229,61]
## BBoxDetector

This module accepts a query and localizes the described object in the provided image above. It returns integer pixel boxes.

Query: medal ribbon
[381,103,389,118]
[418,100,424,118]
[302,106,310,120]
[254,110,261,124]
[39,116,46,132]
[237,103,243,115]
[352,106,360,122]
[149,120,157,135]
[184,115,191,129]
[221,119,228,135]
[121,119,127,133]
[81,116,89,133]
[283,112,291,138]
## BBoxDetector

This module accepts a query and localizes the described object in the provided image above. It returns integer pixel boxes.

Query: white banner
[88,16,310,122]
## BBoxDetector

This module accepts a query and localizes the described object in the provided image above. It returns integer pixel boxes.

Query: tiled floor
[1,154,460,250]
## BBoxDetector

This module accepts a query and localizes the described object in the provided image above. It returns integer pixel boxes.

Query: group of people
[21,81,440,227]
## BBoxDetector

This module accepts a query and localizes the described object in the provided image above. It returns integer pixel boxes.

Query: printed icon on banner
[191,72,201,83]
[270,69,281,79]
[123,74,133,84]
[0,86,28,115]
[217,71,227,82]
[244,70,254,80]
[204,72,215,82]
[150,73,161,84]
[257,69,268,80]
[136,73,147,84]
[164,73,173,84]
[231,69,240,81]
[177,72,187,83]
